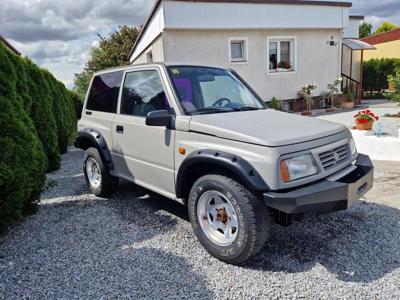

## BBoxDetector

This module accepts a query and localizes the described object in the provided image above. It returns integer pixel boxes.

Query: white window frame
[267,36,297,75]
[228,37,248,64]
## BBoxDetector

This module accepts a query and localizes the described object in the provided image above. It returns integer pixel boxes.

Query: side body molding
[176,149,269,198]
[75,128,114,169]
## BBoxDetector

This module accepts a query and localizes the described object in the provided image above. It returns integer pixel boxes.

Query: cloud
[351,0,400,28]
[0,0,155,88]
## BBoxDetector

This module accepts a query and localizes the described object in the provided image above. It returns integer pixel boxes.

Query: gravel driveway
[1,148,399,299]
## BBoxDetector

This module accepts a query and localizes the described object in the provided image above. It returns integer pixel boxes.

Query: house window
[268,37,296,73]
[229,38,248,63]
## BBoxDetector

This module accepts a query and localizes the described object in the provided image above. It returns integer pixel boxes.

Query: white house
[129,0,362,109]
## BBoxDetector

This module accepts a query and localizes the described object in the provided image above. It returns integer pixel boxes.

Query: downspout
[359,49,364,103]
[340,43,344,91]
[349,48,353,97]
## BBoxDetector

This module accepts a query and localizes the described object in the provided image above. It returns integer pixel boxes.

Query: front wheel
[188,174,270,264]
[83,147,118,197]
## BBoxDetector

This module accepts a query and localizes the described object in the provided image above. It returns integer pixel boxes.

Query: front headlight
[280,154,318,182]
[349,138,357,156]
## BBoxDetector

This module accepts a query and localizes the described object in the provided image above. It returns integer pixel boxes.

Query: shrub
[269,97,282,110]
[5,50,32,112]
[384,68,400,105]
[69,90,84,120]
[24,59,60,171]
[58,82,78,143]
[346,90,354,102]
[363,58,400,95]
[0,44,47,232]
[41,70,77,154]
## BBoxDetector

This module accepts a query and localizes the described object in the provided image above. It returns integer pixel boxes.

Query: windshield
[167,66,266,115]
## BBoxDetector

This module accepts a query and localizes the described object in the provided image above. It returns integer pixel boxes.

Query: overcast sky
[1,0,399,89]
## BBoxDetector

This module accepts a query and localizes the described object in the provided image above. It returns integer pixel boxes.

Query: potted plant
[277,61,292,71]
[299,83,317,115]
[326,77,343,112]
[354,109,379,130]
[269,96,282,110]
[342,91,354,109]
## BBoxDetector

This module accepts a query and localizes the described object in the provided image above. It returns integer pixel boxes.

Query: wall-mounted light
[327,36,338,46]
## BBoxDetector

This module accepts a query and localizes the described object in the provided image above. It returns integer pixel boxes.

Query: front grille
[318,144,350,170]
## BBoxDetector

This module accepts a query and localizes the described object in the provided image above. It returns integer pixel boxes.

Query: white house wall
[343,19,361,39]
[163,28,342,101]
[163,1,349,30]
[130,5,165,62]
[133,36,164,64]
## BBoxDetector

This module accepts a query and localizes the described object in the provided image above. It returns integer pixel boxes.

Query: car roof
[93,62,229,76]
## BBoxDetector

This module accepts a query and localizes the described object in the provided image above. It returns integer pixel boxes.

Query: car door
[78,71,124,150]
[111,68,176,197]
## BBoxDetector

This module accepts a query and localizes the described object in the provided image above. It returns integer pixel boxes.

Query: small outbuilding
[129,0,364,109]
[361,28,400,61]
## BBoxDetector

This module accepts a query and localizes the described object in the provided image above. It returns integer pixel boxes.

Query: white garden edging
[351,129,400,161]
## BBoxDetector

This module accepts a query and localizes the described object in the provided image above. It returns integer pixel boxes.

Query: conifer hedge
[0,43,78,232]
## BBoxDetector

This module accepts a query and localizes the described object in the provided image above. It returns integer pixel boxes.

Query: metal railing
[341,73,360,102]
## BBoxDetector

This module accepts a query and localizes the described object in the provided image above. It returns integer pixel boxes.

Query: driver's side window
[121,70,170,117]
[199,76,238,107]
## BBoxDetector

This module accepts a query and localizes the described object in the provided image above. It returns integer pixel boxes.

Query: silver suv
[76,63,373,264]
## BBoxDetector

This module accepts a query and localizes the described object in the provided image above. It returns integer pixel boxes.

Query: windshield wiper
[231,106,261,111]
[189,107,234,115]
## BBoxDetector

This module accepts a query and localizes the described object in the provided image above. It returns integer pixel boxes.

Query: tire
[188,174,270,264]
[83,147,118,197]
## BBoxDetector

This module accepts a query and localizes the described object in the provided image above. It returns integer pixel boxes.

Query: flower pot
[342,101,355,109]
[356,120,374,130]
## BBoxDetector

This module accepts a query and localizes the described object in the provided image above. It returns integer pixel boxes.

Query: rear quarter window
[86,71,124,113]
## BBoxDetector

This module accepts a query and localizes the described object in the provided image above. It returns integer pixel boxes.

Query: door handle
[116,125,124,133]
[86,111,92,115]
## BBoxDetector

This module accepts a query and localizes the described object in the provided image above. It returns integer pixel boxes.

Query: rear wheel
[83,147,118,197]
[188,174,270,264]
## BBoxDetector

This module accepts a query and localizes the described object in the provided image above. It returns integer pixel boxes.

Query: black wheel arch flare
[176,149,270,198]
[75,128,114,169]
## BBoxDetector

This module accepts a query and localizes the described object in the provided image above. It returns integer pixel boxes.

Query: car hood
[189,110,346,147]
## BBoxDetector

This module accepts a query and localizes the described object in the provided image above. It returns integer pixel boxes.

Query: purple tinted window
[173,78,193,103]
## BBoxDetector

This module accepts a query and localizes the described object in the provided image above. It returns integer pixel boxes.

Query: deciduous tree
[374,21,398,35]
[359,22,372,38]
[73,25,141,100]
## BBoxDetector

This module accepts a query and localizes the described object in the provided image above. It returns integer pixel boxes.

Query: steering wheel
[212,98,231,107]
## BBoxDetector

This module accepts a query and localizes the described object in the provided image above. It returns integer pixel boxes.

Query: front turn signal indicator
[178,147,186,155]
[280,160,290,182]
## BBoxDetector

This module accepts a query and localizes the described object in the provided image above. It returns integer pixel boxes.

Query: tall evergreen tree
[24,59,60,171]
[0,44,47,231]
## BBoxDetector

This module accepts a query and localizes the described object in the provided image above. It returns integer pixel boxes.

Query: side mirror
[145,110,173,127]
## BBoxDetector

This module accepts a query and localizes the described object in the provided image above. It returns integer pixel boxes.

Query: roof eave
[128,0,162,59]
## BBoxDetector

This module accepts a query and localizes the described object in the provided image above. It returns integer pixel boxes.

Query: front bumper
[263,154,374,214]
